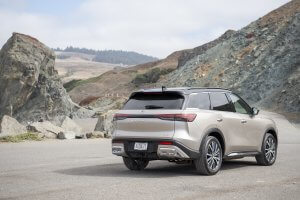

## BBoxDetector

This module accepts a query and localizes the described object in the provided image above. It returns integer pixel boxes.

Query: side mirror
[252,107,259,115]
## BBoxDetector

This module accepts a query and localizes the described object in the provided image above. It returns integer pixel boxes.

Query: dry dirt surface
[0,113,299,200]
[55,57,119,83]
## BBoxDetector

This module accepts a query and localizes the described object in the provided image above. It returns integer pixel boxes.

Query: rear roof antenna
[162,86,166,92]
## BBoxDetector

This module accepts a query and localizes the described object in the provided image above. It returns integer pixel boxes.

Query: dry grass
[79,96,101,106]
[55,58,117,83]
[0,132,42,143]
[68,50,182,103]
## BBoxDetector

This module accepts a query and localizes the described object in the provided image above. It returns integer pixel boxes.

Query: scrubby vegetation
[0,132,42,143]
[79,96,101,106]
[132,68,174,85]
[63,79,82,92]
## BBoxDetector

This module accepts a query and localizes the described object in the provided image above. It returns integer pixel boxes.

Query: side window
[209,92,234,112]
[229,94,252,114]
[187,93,210,110]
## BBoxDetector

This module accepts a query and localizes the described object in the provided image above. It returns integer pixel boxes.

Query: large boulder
[57,131,76,140]
[73,118,98,134]
[0,33,94,123]
[0,115,27,136]
[60,116,82,134]
[27,121,65,138]
[94,110,117,137]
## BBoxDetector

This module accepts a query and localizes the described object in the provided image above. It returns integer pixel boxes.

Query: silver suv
[112,87,278,175]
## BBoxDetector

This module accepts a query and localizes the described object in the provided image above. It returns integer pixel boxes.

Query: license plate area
[134,142,148,151]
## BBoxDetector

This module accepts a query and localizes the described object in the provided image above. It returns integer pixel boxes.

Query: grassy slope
[68,50,185,103]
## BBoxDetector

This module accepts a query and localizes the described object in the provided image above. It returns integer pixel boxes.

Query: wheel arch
[201,128,226,157]
[265,128,278,145]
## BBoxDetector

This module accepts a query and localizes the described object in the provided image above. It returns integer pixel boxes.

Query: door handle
[241,119,247,124]
[217,118,223,122]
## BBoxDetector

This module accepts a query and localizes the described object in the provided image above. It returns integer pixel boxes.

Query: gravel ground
[0,115,299,200]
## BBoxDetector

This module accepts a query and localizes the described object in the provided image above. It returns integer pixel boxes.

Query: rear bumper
[112,139,199,160]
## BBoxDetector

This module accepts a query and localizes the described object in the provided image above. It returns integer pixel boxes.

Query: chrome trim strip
[225,151,260,158]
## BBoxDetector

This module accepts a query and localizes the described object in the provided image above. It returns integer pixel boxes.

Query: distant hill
[53,47,158,65]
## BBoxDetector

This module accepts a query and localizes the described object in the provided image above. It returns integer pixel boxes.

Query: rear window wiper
[145,105,164,109]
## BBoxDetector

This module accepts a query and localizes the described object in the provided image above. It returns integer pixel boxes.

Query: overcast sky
[0,0,290,58]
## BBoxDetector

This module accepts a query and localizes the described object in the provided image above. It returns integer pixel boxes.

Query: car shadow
[56,160,258,178]
[222,160,258,170]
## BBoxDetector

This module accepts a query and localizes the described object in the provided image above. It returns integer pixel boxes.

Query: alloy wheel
[265,137,276,163]
[206,141,221,171]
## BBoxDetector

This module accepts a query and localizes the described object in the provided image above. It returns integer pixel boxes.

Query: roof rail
[187,87,230,91]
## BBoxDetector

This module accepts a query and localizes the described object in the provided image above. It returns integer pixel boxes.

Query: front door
[228,93,261,151]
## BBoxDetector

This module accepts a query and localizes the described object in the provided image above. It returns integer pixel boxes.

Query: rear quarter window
[123,92,184,110]
[187,93,210,110]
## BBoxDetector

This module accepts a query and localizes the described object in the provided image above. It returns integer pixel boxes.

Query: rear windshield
[123,92,184,110]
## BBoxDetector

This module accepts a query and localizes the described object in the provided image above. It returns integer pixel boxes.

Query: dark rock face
[157,0,300,113]
[0,33,79,122]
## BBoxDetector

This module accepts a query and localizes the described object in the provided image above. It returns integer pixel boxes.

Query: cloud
[0,0,290,58]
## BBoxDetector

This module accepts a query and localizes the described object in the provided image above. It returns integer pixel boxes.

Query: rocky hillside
[0,33,93,123]
[159,0,300,114]
[67,0,300,116]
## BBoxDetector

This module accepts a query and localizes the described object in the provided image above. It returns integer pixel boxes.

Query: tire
[256,133,277,166]
[194,136,223,175]
[122,157,149,170]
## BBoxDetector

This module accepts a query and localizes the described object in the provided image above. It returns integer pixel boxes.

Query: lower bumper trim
[157,145,190,159]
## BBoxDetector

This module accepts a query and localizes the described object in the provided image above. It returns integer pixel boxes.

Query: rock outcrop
[0,33,94,123]
[0,115,27,136]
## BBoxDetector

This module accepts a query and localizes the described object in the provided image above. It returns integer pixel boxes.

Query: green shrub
[132,68,174,85]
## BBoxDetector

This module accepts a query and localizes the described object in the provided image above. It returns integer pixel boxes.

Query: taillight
[157,114,175,121]
[113,113,129,121]
[158,114,197,122]
[113,113,197,122]
[159,141,173,145]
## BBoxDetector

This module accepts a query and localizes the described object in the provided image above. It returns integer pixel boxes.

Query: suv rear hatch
[114,91,186,139]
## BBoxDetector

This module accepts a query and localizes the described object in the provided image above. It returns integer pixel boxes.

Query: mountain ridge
[54,47,158,65]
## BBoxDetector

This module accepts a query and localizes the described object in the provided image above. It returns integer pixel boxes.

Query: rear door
[114,92,184,139]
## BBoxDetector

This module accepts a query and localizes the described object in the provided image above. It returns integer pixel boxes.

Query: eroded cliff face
[0,33,88,122]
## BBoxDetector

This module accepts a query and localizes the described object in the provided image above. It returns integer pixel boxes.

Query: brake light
[113,113,129,120]
[158,114,197,122]
[159,141,173,145]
